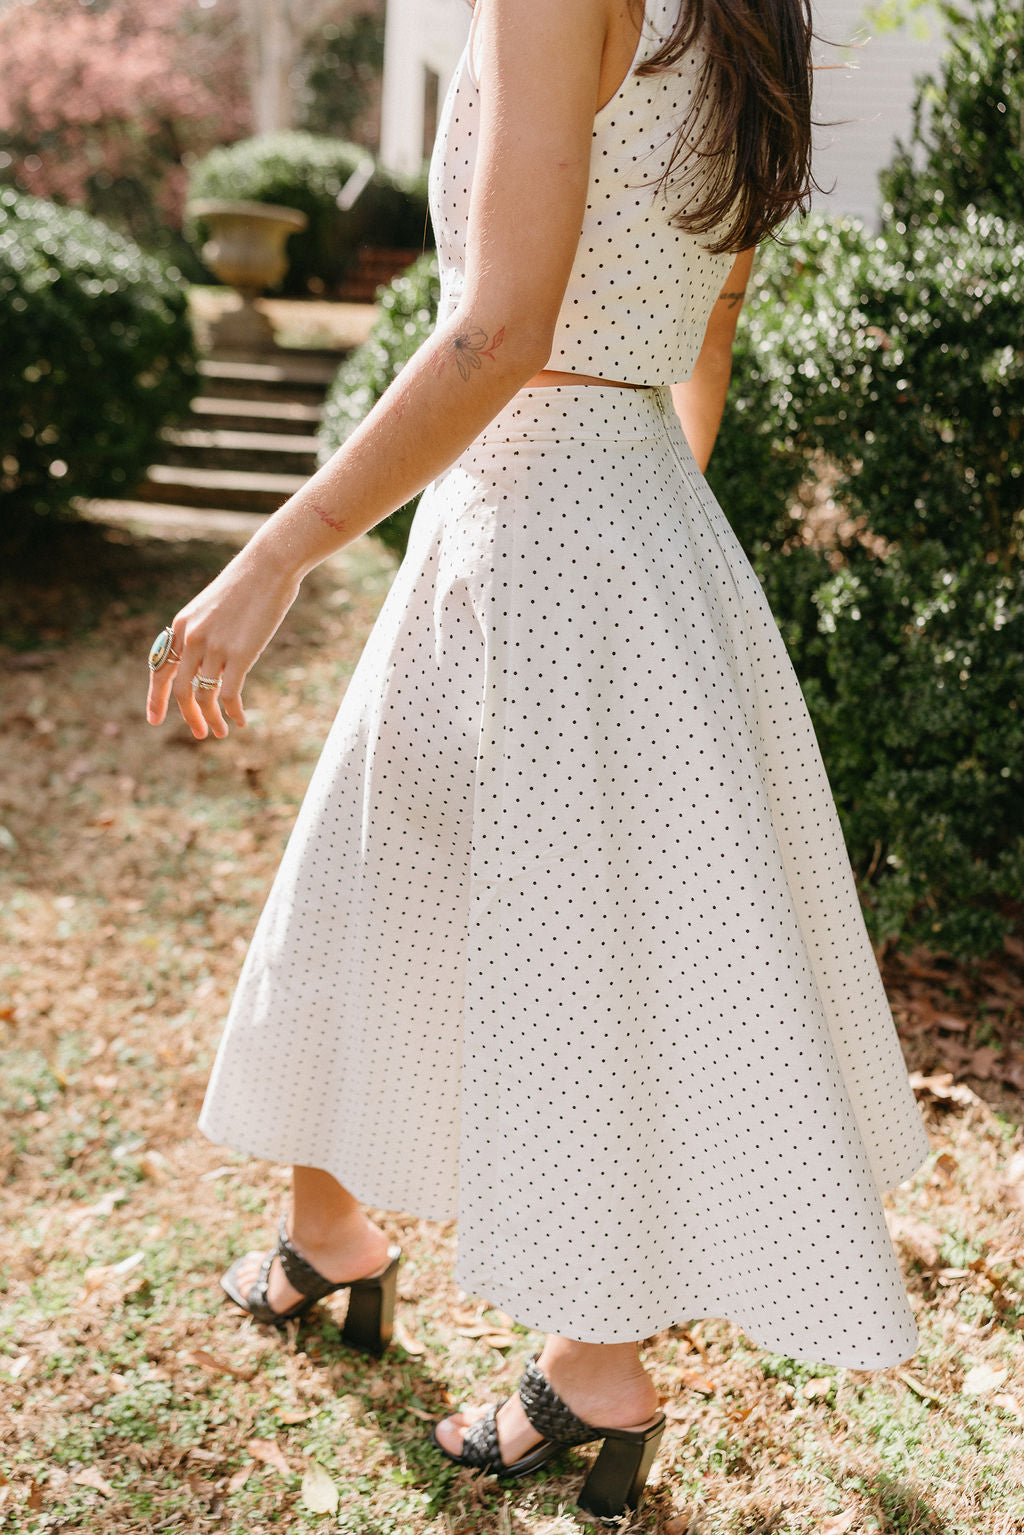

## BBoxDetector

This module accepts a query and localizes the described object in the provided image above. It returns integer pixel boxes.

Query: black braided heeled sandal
[220,1216,402,1355]
[430,1355,666,1521]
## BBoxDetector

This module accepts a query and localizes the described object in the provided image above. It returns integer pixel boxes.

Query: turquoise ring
[148,626,181,671]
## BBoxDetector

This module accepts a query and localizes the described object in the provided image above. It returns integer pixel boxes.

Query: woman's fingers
[191,662,230,739]
[219,661,248,728]
[171,638,216,739]
[146,624,184,726]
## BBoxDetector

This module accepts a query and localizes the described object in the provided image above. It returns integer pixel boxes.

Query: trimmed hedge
[714,210,1024,958]
[185,133,431,296]
[0,188,197,537]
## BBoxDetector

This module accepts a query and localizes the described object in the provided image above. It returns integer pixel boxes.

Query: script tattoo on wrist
[450,324,506,380]
[719,289,747,310]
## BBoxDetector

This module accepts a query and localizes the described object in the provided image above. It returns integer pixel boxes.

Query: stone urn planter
[187,198,309,352]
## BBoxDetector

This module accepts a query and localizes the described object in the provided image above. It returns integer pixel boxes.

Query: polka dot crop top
[427,0,736,386]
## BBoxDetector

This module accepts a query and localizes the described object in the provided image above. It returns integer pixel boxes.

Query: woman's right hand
[146,546,301,740]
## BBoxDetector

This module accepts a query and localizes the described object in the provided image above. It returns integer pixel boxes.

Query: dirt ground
[2,507,1023,1535]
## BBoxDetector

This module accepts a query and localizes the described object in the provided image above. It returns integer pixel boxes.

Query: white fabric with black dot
[199,1,931,1369]
[431,0,736,384]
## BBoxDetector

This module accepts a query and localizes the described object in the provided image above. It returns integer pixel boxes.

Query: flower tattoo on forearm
[450,325,506,379]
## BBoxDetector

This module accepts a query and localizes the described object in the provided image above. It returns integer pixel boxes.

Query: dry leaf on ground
[962,1363,1009,1394]
[72,1468,114,1497]
[896,1370,945,1403]
[301,1463,340,1515]
[821,1509,859,1534]
[185,1348,255,1382]
[393,1318,426,1355]
[802,1376,833,1399]
[246,1438,291,1477]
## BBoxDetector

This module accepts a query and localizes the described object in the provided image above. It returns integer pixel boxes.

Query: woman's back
[430,0,736,387]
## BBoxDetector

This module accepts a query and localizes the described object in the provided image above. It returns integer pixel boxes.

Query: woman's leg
[227,1166,392,1313]
[434,1336,661,1462]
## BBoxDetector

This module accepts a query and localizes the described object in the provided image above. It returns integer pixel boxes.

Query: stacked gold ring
[192,674,221,692]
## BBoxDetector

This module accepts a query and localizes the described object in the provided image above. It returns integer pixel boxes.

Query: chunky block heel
[220,1215,401,1354]
[430,1354,665,1522]
[341,1248,401,1355]
[577,1418,666,1520]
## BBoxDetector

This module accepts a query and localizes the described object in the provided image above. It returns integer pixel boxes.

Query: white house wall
[380,0,470,177]
[811,1,950,225]
[379,0,952,223]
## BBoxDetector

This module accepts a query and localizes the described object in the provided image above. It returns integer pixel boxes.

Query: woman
[146,0,931,1519]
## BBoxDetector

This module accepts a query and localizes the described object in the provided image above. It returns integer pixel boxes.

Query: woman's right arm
[147,0,614,742]
[670,246,755,472]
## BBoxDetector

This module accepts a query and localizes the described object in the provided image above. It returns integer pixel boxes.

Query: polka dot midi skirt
[199,383,932,1367]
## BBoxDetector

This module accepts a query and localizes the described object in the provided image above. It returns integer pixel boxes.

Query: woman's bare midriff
[524,368,644,389]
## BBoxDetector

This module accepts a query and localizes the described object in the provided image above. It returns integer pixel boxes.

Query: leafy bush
[185,133,431,297]
[0,189,197,539]
[317,251,441,558]
[714,209,1024,957]
[297,10,386,144]
[881,0,1024,231]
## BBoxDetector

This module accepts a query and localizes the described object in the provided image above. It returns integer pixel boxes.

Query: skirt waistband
[476,383,674,444]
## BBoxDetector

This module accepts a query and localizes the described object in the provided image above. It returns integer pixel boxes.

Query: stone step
[137,464,309,512]
[159,426,320,474]
[198,355,339,403]
[191,396,322,434]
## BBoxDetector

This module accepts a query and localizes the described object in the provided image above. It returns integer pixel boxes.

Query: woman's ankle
[536,1337,659,1427]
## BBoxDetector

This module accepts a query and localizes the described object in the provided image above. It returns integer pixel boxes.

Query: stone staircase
[135,348,343,515]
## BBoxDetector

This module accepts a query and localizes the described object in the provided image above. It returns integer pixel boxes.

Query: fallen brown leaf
[962,1363,1008,1395]
[227,1466,253,1494]
[802,1376,833,1399]
[676,1368,716,1395]
[661,1512,702,1534]
[967,1047,999,1079]
[246,1438,291,1477]
[821,1509,858,1535]
[72,1468,114,1497]
[896,1370,945,1404]
[887,1214,945,1268]
[480,1331,517,1350]
[277,1407,317,1425]
[992,1392,1024,1423]
[185,1348,255,1382]
[393,1319,426,1356]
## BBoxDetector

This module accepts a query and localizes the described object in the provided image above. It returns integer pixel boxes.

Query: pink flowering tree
[0,0,250,249]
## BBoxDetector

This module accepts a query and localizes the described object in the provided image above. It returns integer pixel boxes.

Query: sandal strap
[458,1403,504,1470]
[519,1356,598,1447]
[248,1247,277,1316]
[274,1215,345,1301]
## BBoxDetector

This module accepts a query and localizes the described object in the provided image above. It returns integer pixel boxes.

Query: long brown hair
[635,0,818,252]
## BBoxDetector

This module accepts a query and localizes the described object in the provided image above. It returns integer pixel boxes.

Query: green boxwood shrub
[881,0,1024,232]
[715,209,1024,957]
[0,188,197,539]
[317,251,440,558]
[185,133,431,297]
